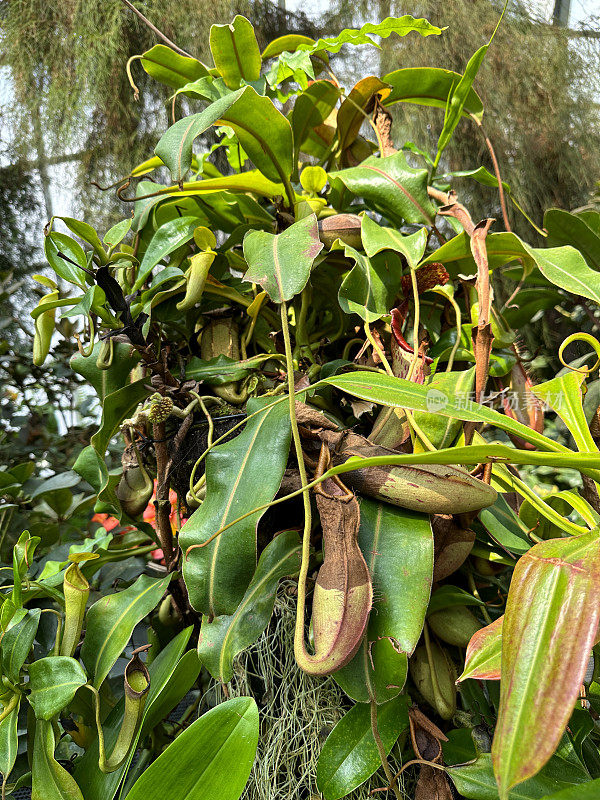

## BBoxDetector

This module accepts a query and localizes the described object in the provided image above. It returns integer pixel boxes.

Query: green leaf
[134,216,198,291]
[436,44,488,162]
[32,719,84,800]
[412,368,476,449]
[532,372,597,453]
[141,649,201,736]
[358,500,432,652]
[291,80,340,163]
[321,371,565,454]
[70,341,141,404]
[56,217,106,262]
[383,67,483,119]
[44,232,88,288]
[545,208,600,269]
[28,656,88,721]
[242,214,323,302]
[0,694,19,779]
[421,231,600,304]
[209,16,261,89]
[301,16,443,56]
[316,695,409,800]
[428,585,485,615]
[540,779,600,799]
[104,219,132,249]
[1,608,40,681]
[361,214,428,269]
[492,531,600,798]
[458,615,503,682]
[330,151,436,225]
[262,34,321,60]
[448,751,589,800]
[198,530,301,683]
[139,44,209,89]
[81,573,172,688]
[335,499,432,703]
[124,697,259,800]
[337,77,389,155]
[479,494,532,555]
[155,86,293,187]
[180,397,292,617]
[75,627,194,800]
[502,287,562,329]
[338,246,401,322]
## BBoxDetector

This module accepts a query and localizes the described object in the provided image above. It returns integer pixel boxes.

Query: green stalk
[279,301,314,670]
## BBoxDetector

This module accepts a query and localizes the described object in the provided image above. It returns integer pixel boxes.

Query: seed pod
[327,431,497,515]
[318,214,363,250]
[177,251,215,312]
[432,514,476,581]
[32,291,59,366]
[427,606,482,648]
[410,642,457,720]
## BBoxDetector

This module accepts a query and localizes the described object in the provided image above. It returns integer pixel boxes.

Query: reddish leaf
[458,615,503,682]
[492,530,600,799]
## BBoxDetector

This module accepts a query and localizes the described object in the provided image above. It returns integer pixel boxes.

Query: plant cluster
[3,9,600,800]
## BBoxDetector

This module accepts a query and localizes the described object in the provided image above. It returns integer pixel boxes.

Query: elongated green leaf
[532,372,597,453]
[28,656,87,720]
[492,530,600,798]
[301,16,443,56]
[124,697,259,800]
[458,615,503,682]
[412,368,476,449]
[159,171,286,199]
[421,230,600,304]
[133,216,197,291]
[316,695,409,800]
[104,219,132,249]
[140,44,209,89]
[330,151,436,225]
[321,371,566,454]
[0,694,19,780]
[291,80,340,163]
[180,397,292,617]
[448,751,589,800]
[76,627,193,800]
[383,67,483,119]
[545,208,600,269]
[155,86,293,186]
[209,16,261,89]
[198,530,301,682]
[70,341,140,404]
[335,499,432,702]
[141,649,201,737]
[81,573,172,688]
[32,719,84,800]
[480,495,531,555]
[361,214,428,268]
[338,246,401,322]
[242,213,323,302]
[428,585,484,614]
[364,501,432,651]
[436,44,488,162]
[1,608,40,681]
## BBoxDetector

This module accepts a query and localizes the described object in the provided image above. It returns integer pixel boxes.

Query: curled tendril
[558,333,600,375]
[74,315,95,358]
